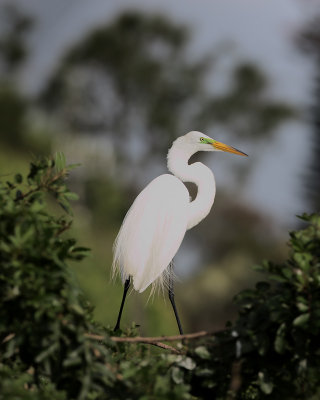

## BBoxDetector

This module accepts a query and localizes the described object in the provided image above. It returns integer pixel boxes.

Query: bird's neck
[167,143,216,230]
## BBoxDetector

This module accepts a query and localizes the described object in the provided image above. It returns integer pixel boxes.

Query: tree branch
[140,340,182,354]
[111,330,210,342]
[85,331,212,354]
[85,330,211,343]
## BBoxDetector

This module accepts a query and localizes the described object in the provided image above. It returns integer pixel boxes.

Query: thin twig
[85,333,106,341]
[85,331,215,355]
[2,333,15,343]
[14,187,38,202]
[14,170,66,203]
[111,330,210,342]
[85,330,211,343]
[84,333,186,353]
[140,340,182,354]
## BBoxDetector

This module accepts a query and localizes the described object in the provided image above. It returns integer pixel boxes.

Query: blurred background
[1,0,319,335]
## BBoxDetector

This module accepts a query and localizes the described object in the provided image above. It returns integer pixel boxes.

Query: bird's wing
[112,174,189,293]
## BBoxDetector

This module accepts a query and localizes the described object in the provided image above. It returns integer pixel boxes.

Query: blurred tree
[0,3,51,154]
[0,3,33,76]
[41,12,208,163]
[0,83,27,146]
[41,11,295,181]
[0,4,32,149]
[196,63,295,138]
[298,16,320,212]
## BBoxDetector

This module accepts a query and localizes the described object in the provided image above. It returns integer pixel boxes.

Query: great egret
[113,131,247,333]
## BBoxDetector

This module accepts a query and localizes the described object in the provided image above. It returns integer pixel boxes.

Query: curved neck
[167,143,216,230]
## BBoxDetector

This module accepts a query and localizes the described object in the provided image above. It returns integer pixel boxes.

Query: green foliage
[186,213,320,399]
[0,157,193,399]
[0,156,113,399]
[1,157,320,399]
[0,363,66,400]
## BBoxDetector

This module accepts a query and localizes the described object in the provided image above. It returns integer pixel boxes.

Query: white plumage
[112,174,189,292]
[112,131,247,332]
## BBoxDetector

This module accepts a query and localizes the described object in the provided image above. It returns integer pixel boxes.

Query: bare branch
[111,331,210,342]
[85,330,211,343]
[140,340,182,354]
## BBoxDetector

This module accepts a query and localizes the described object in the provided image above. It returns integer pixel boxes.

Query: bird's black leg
[168,267,183,335]
[114,277,131,331]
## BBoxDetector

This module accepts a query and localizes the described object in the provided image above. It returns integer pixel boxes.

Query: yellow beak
[213,140,248,157]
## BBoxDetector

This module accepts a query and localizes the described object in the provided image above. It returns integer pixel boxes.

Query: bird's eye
[200,137,205,143]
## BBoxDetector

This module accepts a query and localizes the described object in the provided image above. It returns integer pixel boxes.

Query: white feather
[112,174,189,292]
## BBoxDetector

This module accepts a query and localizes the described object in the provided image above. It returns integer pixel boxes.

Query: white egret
[113,131,247,333]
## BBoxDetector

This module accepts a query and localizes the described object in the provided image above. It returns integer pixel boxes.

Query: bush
[186,213,320,399]
[0,155,115,399]
[1,156,320,399]
[0,156,193,399]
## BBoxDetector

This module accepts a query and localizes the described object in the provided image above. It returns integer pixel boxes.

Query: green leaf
[59,200,73,216]
[282,267,293,279]
[293,313,310,327]
[177,357,196,370]
[35,342,59,363]
[297,302,309,312]
[64,192,79,201]
[274,323,286,354]
[194,346,210,360]
[258,372,274,394]
[251,264,265,272]
[293,253,312,271]
[259,380,274,395]
[55,152,66,172]
[71,304,85,315]
[195,368,213,377]
[171,366,183,384]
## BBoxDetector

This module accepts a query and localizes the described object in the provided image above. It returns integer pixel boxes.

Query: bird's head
[183,131,248,156]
